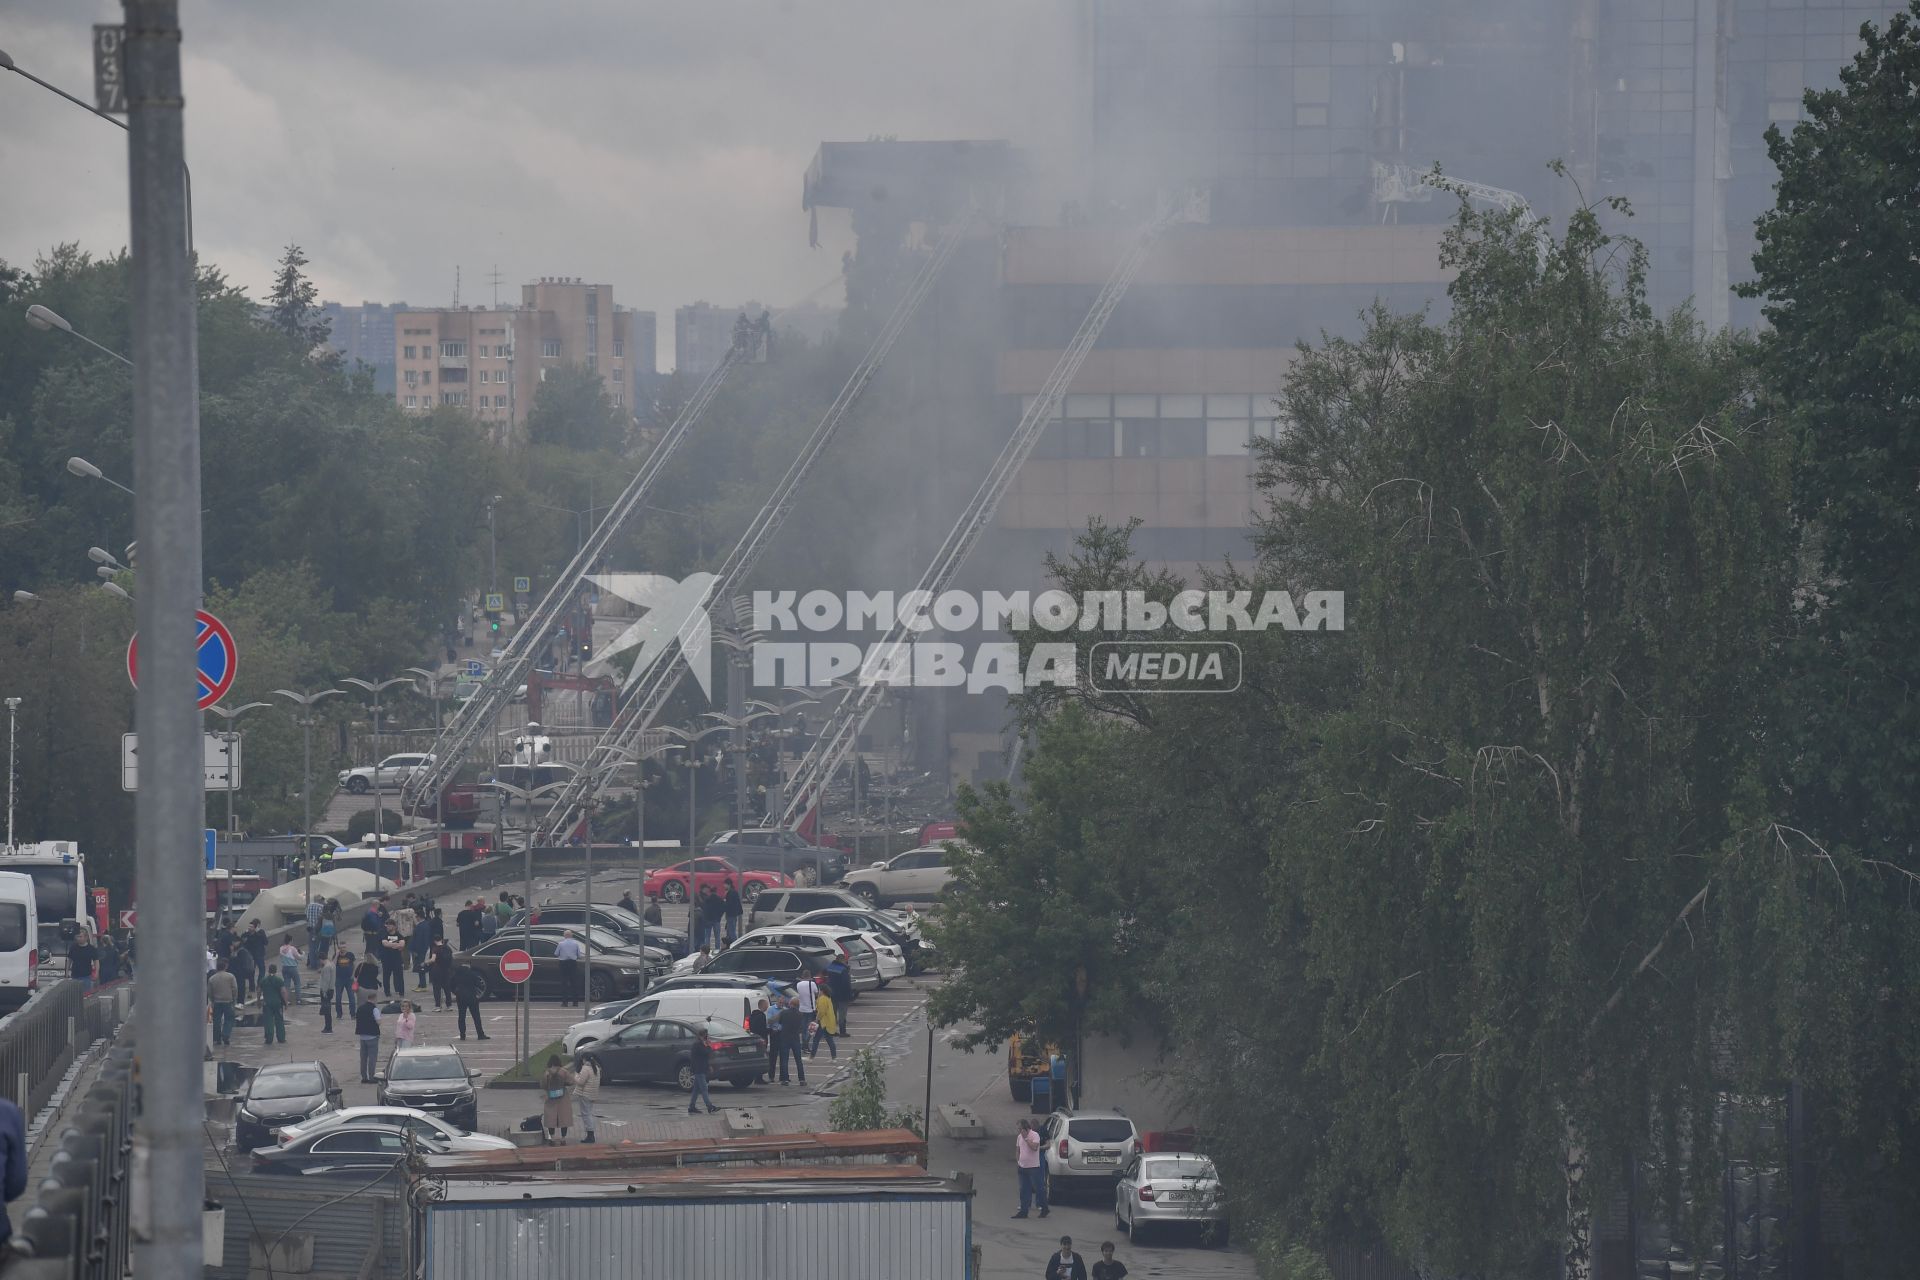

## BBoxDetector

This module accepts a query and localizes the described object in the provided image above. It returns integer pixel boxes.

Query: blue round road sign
[125,609,239,711]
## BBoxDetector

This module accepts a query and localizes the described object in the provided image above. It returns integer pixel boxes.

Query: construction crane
[530,205,981,844]
[772,187,1209,834]
[401,334,756,812]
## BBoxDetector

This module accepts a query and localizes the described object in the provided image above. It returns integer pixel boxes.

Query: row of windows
[1020,394,1283,459]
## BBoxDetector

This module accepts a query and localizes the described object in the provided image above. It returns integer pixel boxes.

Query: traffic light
[490,618,501,633]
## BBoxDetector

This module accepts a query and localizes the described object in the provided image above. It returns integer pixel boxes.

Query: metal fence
[0,982,122,1120]
[3,1029,136,1280]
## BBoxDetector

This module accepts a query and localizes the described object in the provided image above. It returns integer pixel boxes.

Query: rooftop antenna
[453,265,461,308]
[487,264,503,309]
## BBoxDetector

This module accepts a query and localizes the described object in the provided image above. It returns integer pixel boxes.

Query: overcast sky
[2,0,1078,369]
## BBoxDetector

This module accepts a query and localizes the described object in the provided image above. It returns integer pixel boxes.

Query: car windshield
[1068,1118,1135,1143]
[389,1054,465,1081]
[1146,1156,1218,1179]
[252,1070,324,1100]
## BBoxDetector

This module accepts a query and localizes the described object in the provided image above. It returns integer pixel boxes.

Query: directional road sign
[119,910,136,930]
[125,609,238,711]
[121,733,243,791]
[498,949,534,985]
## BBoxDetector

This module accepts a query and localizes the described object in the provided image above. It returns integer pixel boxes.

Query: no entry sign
[126,609,238,711]
[498,948,534,985]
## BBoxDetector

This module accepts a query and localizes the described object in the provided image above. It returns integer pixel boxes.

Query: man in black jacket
[451,962,489,1040]
[747,998,770,1082]
[1043,1237,1088,1280]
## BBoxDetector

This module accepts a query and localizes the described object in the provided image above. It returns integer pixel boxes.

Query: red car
[643,857,789,904]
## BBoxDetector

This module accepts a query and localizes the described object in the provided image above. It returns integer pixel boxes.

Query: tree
[826,1047,921,1135]
[525,365,628,452]
[1742,6,1920,1265]
[264,244,330,350]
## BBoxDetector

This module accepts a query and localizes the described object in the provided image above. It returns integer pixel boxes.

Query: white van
[0,871,42,1012]
[562,986,759,1055]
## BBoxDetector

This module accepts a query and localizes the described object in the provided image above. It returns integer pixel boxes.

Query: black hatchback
[236,1061,343,1151]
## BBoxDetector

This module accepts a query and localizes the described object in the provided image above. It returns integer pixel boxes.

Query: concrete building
[318,301,406,394]
[393,279,651,445]
[674,301,765,378]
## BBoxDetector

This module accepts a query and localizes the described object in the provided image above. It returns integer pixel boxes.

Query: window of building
[542,341,562,358]
[404,370,418,386]
[403,345,417,360]
[611,390,623,407]
[422,370,432,384]
[1063,420,1116,458]
[441,340,466,358]
[612,338,625,358]
[405,395,417,408]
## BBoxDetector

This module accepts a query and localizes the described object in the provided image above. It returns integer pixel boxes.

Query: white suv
[338,752,434,794]
[1041,1109,1141,1193]
[839,843,957,907]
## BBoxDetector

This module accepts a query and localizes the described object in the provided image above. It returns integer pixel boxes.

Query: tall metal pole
[301,716,313,904]
[521,797,533,1063]
[582,826,594,1006]
[636,770,646,905]
[5,697,18,850]
[124,0,205,1269]
[371,695,383,845]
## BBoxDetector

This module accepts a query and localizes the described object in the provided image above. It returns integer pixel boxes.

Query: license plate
[1084,1155,1118,1166]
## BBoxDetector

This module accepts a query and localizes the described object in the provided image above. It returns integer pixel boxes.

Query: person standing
[0,1095,25,1247]
[451,962,488,1040]
[354,954,381,1011]
[427,939,455,1010]
[304,897,325,967]
[207,959,239,1048]
[394,1001,417,1050]
[721,879,743,945]
[794,968,822,1025]
[242,919,269,991]
[809,987,839,1060]
[361,899,387,952]
[316,946,336,1033]
[379,923,408,996]
[230,938,257,1004]
[540,1056,575,1143]
[277,940,303,1006]
[1091,1242,1128,1280]
[96,934,121,985]
[777,996,808,1086]
[67,930,98,993]
[1044,1237,1088,1280]
[554,930,584,1006]
[354,997,383,1084]
[212,918,237,968]
[571,1052,601,1143]
[748,998,771,1082]
[702,885,727,951]
[410,912,434,992]
[1013,1118,1049,1219]
[333,949,357,1020]
[455,900,480,951]
[258,963,287,1046]
[765,999,786,1082]
[316,903,338,970]
[686,1032,719,1115]
[493,891,514,926]
[478,906,499,942]
[616,890,639,917]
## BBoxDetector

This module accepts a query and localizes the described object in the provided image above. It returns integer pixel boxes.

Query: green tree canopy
[525,365,628,452]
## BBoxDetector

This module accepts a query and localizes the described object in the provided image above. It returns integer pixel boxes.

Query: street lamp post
[205,701,269,838]
[274,688,344,905]
[405,667,449,839]
[343,677,412,847]
[485,779,569,1064]
[4,696,18,851]
[28,309,135,369]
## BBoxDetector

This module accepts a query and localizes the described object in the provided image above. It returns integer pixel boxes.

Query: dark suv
[376,1045,480,1131]
[705,829,847,886]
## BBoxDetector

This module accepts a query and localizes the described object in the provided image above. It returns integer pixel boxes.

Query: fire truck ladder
[774,189,1207,831]
[402,340,752,811]
[532,205,980,844]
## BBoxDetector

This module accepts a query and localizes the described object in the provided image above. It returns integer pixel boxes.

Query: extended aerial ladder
[401,334,755,812]
[772,188,1208,832]
[531,206,981,844]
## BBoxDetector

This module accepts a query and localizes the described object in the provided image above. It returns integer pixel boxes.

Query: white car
[273,1105,512,1152]
[338,752,434,795]
[839,843,957,907]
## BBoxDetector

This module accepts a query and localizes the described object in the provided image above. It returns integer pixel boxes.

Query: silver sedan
[1114,1152,1230,1247]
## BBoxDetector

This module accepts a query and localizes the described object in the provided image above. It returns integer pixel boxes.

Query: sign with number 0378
[92,25,127,114]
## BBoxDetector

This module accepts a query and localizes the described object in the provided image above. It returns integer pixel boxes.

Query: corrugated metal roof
[418,1126,923,1177]
[429,1167,968,1200]
[422,1187,970,1280]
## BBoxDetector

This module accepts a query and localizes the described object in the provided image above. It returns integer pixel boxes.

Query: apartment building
[393,278,653,444]
[674,301,766,378]
[318,301,407,393]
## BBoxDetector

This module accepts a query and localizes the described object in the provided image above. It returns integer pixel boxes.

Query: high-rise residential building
[319,301,407,393]
[674,301,766,378]
[392,278,651,445]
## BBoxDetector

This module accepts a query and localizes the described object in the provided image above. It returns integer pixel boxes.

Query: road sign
[498,949,534,985]
[205,828,217,871]
[512,576,531,594]
[126,609,239,711]
[118,910,136,930]
[92,25,126,113]
[120,733,243,791]
[465,659,485,677]
[484,592,505,612]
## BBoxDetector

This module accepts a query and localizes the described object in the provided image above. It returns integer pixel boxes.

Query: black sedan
[583,1016,767,1091]
[251,1123,448,1176]
[235,1062,344,1151]
[456,928,652,1002]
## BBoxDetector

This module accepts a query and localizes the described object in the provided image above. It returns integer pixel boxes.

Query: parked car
[507,902,685,957]
[838,843,957,906]
[729,925,883,989]
[1114,1152,1230,1246]
[704,829,848,886]
[251,1123,446,1176]
[456,928,651,1001]
[338,752,435,795]
[581,1015,767,1091]
[1041,1109,1141,1194]
[789,907,932,974]
[275,1106,513,1153]
[234,1062,344,1152]
[637,972,794,1001]
[375,1045,482,1131]
[564,986,764,1054]
[641,857,789,904]
[677,945,825,987]
[746,886,875,929]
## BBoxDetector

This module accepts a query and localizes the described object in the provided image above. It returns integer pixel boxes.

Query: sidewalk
[23,1035,117,1187]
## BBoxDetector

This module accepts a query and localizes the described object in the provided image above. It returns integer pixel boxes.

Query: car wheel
[742,882,764,902]
[346,777,370,795]
[1116,1202,1127,1233]
[588,971,615,1001]
[1126,1207,1143,1244]
[662,880,687,904]
[795,865,818,886]
[849,883,878,905]
[472,974,491,1001]
[675,1062,695,1092]
[728,1075,755,1089]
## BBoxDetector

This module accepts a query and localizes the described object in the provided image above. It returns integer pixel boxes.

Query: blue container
[1029,1074,1052,1115]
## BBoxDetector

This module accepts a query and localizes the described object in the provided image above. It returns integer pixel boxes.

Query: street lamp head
[10,592,36,604]
[87,546,116,566]
[95,566,116,580]
[26,305,71,334]
[65,456,101,479]
[100,581,131,601]
[0,49,16,71]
